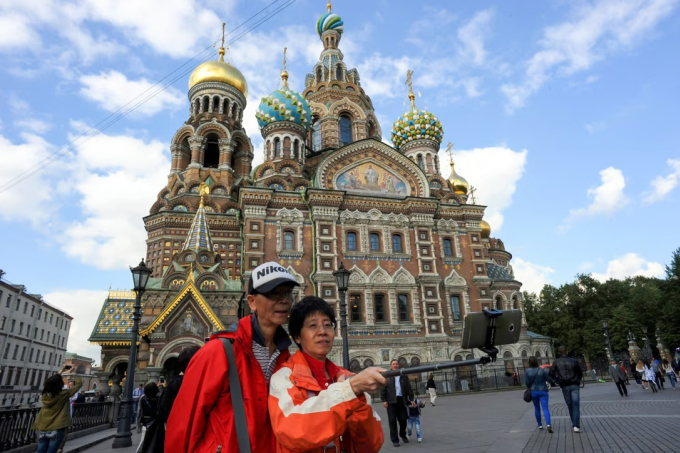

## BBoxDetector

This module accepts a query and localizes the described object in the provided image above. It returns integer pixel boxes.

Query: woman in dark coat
[136,382,164,453]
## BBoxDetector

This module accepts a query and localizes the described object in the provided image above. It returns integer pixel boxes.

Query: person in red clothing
[165,262,299,453]
[269,296,386,453]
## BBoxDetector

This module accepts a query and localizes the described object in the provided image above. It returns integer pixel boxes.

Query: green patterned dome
[391,107,444,150]
[256,84,311,130]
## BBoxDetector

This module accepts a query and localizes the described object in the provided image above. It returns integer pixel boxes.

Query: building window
[370,233,380,252]
[0,316,4,330]
[23,302,27,314]
[374,294,386,322]
[495,296,503,310]
[451,295,462,321]
[476,265,484,274]
[398,294,409,322]
[3,344,9,359]
[250,240,259,250]
[321,225,331,236]
[13,345,19,360]
[339,115,352,145]
[312,119,322,151]
[350,294,363,323]
[20,347,25,361]
[30,305,34,317]
[474,249,481,258]
[471,234,479,243]
[429,322,438,332]
[10,320,15,332]
[250,222,260,232]
[347,232,357,251]
[443,238,453,256]
[274,138,281,157]
[283,231,295,250]
[19,322,23,335]
[392,234,403,253]
[480,289,487,297]
[417,155,424,170]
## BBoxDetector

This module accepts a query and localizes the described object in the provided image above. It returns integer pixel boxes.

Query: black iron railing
[0,402,114,452]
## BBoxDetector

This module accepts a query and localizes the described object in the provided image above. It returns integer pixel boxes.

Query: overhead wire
[0,0,297,194]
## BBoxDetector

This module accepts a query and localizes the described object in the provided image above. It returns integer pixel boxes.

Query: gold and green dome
[188,47,248,96]
[391,93,444,150]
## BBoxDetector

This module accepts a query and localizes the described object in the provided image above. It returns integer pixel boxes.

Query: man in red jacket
[165,262,299,452]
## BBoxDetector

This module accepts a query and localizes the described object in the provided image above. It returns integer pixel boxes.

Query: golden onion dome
[480,220,491,239]
[188,46,248,96]
[448,161,469,195]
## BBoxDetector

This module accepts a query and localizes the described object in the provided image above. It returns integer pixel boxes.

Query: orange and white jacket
[269,352,384,453]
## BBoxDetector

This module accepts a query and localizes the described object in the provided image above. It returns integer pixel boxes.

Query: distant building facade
[88,3,551,392]
[0,271,72,407]
[61,353,96,392]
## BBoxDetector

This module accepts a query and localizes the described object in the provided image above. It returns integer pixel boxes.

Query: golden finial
[446,142,455,165]
[469,186,477,204]
[281,47,289,87]
[199,183,209,208]
[405,69,415,108]
[188,262,195,282]
[218,22,226,62]
[327,0,332,13]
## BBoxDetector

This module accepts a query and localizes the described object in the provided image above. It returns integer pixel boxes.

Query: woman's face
[296,311,335,361]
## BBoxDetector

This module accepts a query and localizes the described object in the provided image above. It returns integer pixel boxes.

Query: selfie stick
[381,308,503,378]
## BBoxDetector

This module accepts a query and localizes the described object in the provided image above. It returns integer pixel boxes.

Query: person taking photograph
[33,367,82,453]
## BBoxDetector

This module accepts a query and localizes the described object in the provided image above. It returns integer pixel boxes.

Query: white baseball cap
[248,262,299,295]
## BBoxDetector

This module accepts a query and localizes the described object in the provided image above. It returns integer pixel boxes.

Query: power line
[0,0,297,194]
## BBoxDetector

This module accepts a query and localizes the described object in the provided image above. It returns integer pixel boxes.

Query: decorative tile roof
[317,12,344,36]
[391,107,443,150]
[527,331,552,340]
[487,263,513,281]
[256,85,311,129]
[88,291,136,345]
[183,203,213,252]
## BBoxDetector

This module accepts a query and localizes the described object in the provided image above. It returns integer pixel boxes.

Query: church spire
[182,184,214,252]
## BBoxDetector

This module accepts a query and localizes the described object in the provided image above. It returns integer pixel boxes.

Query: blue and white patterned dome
[256,85,311,130]
[391,106,444,149]
[317,12,344,36]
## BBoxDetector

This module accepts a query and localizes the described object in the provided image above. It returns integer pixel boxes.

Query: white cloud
[44,289,107,363]
[357,54,414,100]
[60,130,170,269]
[457,9,494,65]
[14,119,52,134]
[512,258,555,294]
[591,253,664,281]
[564,167,628,226]
[79,71,184,116]
[502,0,678,111]
[642,158,680,203]
[0,12,38,49]
[440,146,528,231]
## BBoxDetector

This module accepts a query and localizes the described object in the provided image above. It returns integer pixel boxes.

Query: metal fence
[0,402,114,452]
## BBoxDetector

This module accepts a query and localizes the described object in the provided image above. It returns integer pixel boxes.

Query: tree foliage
[524,247,680,359]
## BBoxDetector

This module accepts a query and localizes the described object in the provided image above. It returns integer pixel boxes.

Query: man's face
[247,283,294,329]
[390,360,399,370]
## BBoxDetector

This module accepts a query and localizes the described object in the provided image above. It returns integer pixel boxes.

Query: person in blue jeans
[406,396,426,443]
[525,357,555,433]
[549,346,583,433]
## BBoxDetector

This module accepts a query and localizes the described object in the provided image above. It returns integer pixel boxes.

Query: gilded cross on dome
[446,142,455,164]
[281,47,289,87]
[405,69,415,108]
[469,186,477,204]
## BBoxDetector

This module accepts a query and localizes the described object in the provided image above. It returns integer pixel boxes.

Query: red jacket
[165,316,291,453]
[269,351,384,453]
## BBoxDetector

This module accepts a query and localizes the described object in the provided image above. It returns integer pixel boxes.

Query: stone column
[218,139,234,170]
[188,136,205,168]
[169,144,181,174]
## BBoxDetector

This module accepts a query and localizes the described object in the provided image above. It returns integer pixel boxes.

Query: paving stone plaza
[84,381,679,453]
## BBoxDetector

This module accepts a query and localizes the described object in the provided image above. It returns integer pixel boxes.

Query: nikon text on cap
[248,262,300,294]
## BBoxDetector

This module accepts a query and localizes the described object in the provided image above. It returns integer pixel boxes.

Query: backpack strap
[219,338,252,453]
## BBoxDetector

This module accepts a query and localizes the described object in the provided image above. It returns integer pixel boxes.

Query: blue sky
[1,0,678,361]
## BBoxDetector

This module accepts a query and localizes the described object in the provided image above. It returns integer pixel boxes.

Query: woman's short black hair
[145,381,159,398]
[288,296,336,350]
[528,356,539,368]
[178,346,201,373]
[42,374,64,396]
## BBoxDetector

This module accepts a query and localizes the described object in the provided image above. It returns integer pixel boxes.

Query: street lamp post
[641,327,653,362]
[333,263,351,370]
[112,259,151,448]
[602,319,614,360]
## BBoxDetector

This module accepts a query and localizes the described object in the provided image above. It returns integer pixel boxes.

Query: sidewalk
[62,428,142,453]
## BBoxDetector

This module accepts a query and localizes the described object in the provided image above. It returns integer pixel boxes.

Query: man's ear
[247,294,257,313]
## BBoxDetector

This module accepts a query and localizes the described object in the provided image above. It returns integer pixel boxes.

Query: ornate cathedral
[89,2,551,393]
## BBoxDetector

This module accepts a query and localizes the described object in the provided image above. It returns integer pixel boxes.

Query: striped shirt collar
[251,314,292,351]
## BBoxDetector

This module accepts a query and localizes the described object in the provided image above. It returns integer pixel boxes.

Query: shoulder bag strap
[220,338,252,453]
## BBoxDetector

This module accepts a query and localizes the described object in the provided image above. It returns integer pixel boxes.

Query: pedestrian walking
[526,356,555,433]
[590,368,597,382]
[609,360,628,397]
[136,382,164,453]
[406,395,426,443]
[381,359,415,448]
[643,360,658,393]
[426,373,437,406]
[33,367,82,453]
[652,359,665,389]
[620,362,629,384]
[268,296,384,453]
[662,360,677,390]
[637,360,647,389]
[132,384,144,421]
[158,346,200,425]
[166,262,299,452]
[549,346,583,433]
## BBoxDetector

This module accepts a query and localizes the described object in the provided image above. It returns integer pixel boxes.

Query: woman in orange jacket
[269,296,386,453]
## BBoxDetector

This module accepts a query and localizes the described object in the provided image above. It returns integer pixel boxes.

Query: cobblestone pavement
[377,383,680,452]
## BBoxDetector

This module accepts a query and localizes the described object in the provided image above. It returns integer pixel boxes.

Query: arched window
[347,232,357,251]
[312,119,322,151]
[339,115,352,146]
[336,65,342,81]
[283,231,295,250]
[495,296,503,310]
[398,294,409,321]
[274,138,281,157]
[292,140,299,160]
[212,96,220,113]
[204,133,219,168]
[398,357,408,368]
[512,296,519,310]
[411,357,420,367]
[221,98,229,114]
[202,96,209,113]
[350,294,363,322]
[364,358,374,368]
[350,359,361,372]
[443,238,453,256]
[370,233,380,252]
[194,99,200,115]
[450,295,462,321]
[317,67,323,83]
[417,155,424,170]
[392,234,403,253]
[535,351,541,358]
